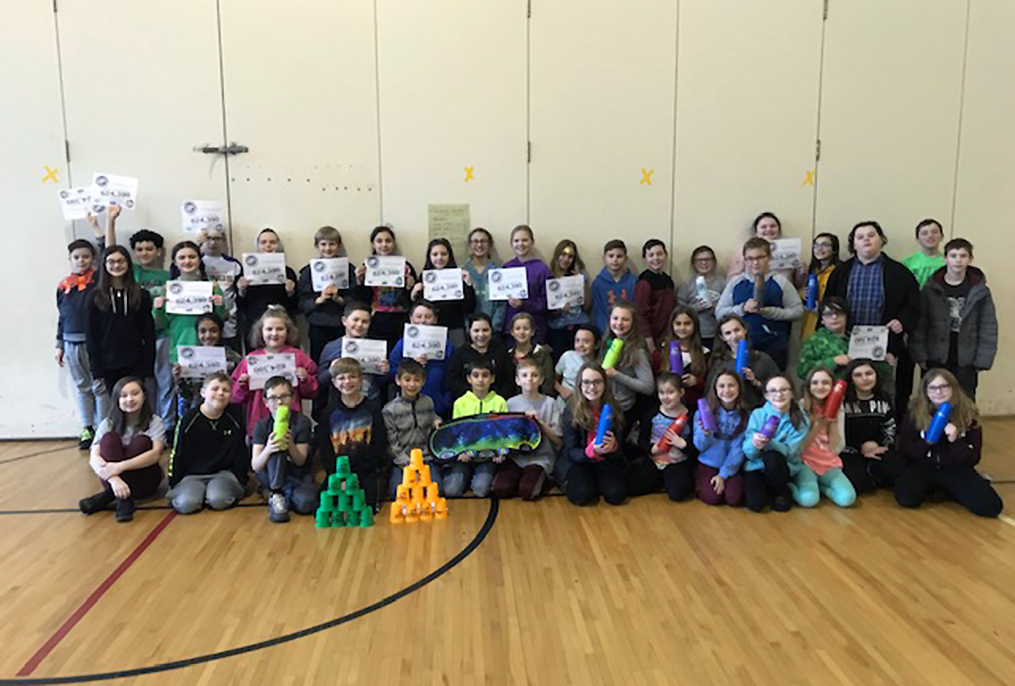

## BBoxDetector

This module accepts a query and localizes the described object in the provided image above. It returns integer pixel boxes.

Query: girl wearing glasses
[741,375,808,513]
[463,228,506,336]
[801,232,840,340]
[677,245,724,350]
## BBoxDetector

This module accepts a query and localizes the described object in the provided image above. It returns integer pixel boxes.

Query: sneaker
[78,426,95,451]
[268,493,289,523]
[115,498,135,522]
[79,490,115,515]
[773,494,793,512]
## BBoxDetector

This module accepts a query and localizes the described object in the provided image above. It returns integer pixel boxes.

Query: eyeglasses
[266,393,293,402]
[927,383,951,393]
[813,241,834,249]
[766,388,792,396]
[105,258,128,266]
[580,379,605,387]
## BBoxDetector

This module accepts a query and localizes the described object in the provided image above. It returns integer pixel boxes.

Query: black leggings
[743,450,791,512]
[564,458,627,506]
[841,449,906,494]
[895,463,1003,518]
[626,458,694,501]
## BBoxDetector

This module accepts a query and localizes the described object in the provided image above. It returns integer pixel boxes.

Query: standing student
[317,302,390,410]
[910,239,997,400]
[199,226,244,352]
[677,245,724,350]
[411,238,476,349]
[56,239,108,449]
[463,228,506,337]
[231,306,318,440]
[706,314,779,409]
[236,228,299,344]
[656,305,709,408]
[896,369,1002,517]
[383,359,444,500]
[388,300,455,417]
[506,312,555,397]
[316,358,387,507]
[357,226,417,350]
[297,226,357,363]
[502,225,551,343]
[726,212,806,287]
[591,239,638,336]
[557,364,627,506]
[174,313,242,412]
[840,359,906,494]
[546,239,591,363]
[555,325,600,405]
[79,377,164,522]
[87,246,156,392]
[791,367,856,508]
[444,358,508,498]
[496,358,563,500]
[167,372,248,514]
[693,371,748,506]
[741,375,809,513]
[251,376,316,523]
[447,312,514,401]
[823,221,921,418]
[800,233,840,340]
[902,219,946,288]
[633,239,676,354]
[599,301,654,427]
[716,237,803,370]
[626,373,695,501]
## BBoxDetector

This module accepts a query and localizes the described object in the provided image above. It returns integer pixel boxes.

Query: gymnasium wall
[2,0,1012,437]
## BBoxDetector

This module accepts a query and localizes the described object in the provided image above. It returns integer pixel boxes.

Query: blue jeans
[442,461,497,498]
[388,463,445,501]
[255,454,317,515]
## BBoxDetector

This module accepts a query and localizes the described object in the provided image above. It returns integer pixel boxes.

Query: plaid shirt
[847,256,884,326]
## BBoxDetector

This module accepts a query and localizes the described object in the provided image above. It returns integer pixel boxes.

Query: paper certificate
[247,352,297,390]
[242,253,287,286]
[402,324,448,361]
[166,280,213,315]
[181,199,226,234]
[341,338,388,374]
[90,173,138,210]
[177,346,227,380]
[848,326,890,361]
[310,258,350,292]
[364,256,406,287]
[769,238,802,272]
[422,269,465,301]
[546,275,585,310]
[487,267,529,301]
[57,187,93,221]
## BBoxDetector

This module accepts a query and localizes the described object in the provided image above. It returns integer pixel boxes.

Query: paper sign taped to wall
[428,204,471,256]
[90,173,138,210]
[181,200,226,234]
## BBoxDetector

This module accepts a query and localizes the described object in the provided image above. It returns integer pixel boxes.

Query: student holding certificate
[411,238,475,349]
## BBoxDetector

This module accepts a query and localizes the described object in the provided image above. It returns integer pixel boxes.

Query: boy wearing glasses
[251,376,315,523]
[716,237,803,370]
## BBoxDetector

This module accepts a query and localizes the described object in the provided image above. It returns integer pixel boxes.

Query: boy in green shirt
[444,359,507,497]
[902,219,946,287]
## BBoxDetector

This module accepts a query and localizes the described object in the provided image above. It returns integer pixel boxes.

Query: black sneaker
[773,494,793,512]
[78,426,95,451]
[79,490,115,515]
[115,498,135,522]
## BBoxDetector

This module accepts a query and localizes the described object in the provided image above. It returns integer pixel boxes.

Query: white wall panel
[814,0,967,255]
[376,0,528,265]
[530,0,678,273]
[673,0,823,278]
[220,0,381,269]
[0,4,76,436]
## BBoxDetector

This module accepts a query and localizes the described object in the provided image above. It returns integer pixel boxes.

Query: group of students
[57,210,1002,523]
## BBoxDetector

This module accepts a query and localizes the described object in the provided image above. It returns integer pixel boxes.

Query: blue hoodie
[741,401,810,473]
[591,266,638,334]
[389,338,455,416]
[693,405,747,480]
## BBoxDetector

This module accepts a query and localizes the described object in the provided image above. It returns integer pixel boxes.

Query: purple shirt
[502,257,551,343]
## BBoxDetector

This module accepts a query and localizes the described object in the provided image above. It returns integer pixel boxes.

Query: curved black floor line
[0,445,75,466]
[0,499,499,685]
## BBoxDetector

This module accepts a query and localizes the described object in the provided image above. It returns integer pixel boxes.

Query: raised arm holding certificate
[247,352,297,390]
[181,200,226,234]
[402,324,449,361]
[177,346,227,379]
[546,275,585,310]
[488,267,529,301]
[422,269,465,301]
[310,258,351,291]
[90,172,138,210]
[242,253,287,286]
[166,281,213,315]
[364,256,407,287]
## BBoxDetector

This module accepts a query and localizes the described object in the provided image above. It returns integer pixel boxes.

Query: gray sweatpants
[64,341,109,428]
[167,471,246,514]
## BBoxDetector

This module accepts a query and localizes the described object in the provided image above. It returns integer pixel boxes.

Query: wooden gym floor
[0,420,1014,685]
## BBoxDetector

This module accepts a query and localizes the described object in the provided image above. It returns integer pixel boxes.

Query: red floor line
[17,511,177,677]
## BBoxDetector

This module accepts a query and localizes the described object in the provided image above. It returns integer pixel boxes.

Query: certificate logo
[183,201,197,214]
[367,256,379,268]
[313,261,326,272]
[168,282,183,295]
[548,280,560,292]
[245,255,259,267]
[180,347,195,360]
[124,199,135,209]
[425,272,438,284]
[491,271,502,283]
[344,340,359,354]
[59,190,69,199]
[406,326,419,338]
[872,345,885,359]
[94,175,108,187]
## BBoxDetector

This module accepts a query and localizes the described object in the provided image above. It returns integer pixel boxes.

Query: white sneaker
[268,493,289,523]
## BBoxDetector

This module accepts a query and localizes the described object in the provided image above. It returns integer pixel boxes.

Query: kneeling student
[167,372,248,514]
[251,376,316,523]
[496,358,562,500]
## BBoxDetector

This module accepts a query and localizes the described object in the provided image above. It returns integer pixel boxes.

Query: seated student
[444,358,508,498]
[791,367,856,508]
[896,369,1003,518]
[556,364,627,506]
[555,325,600,407]
[318,301,390,411]
[316,358,387,508]
[383,359,444,500]
[298,226,358,363]
[706,314,779,409]
[495,358,562,500]
[840,359,906,494]
[599,301,655,429]
[388,300,455,417]
[716,237,803,370]
[167,372,248,514]
[79,377,165,522]
[56,238,107,449]
[741,375,809,513]
[447,313,514,401]
[626,373,695,502]
[655,305,710,408]
[507,312,555,397]
[910,238,997,401]
[251,376,316,523]
[174,313,242,413]
[694,371,748,506]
